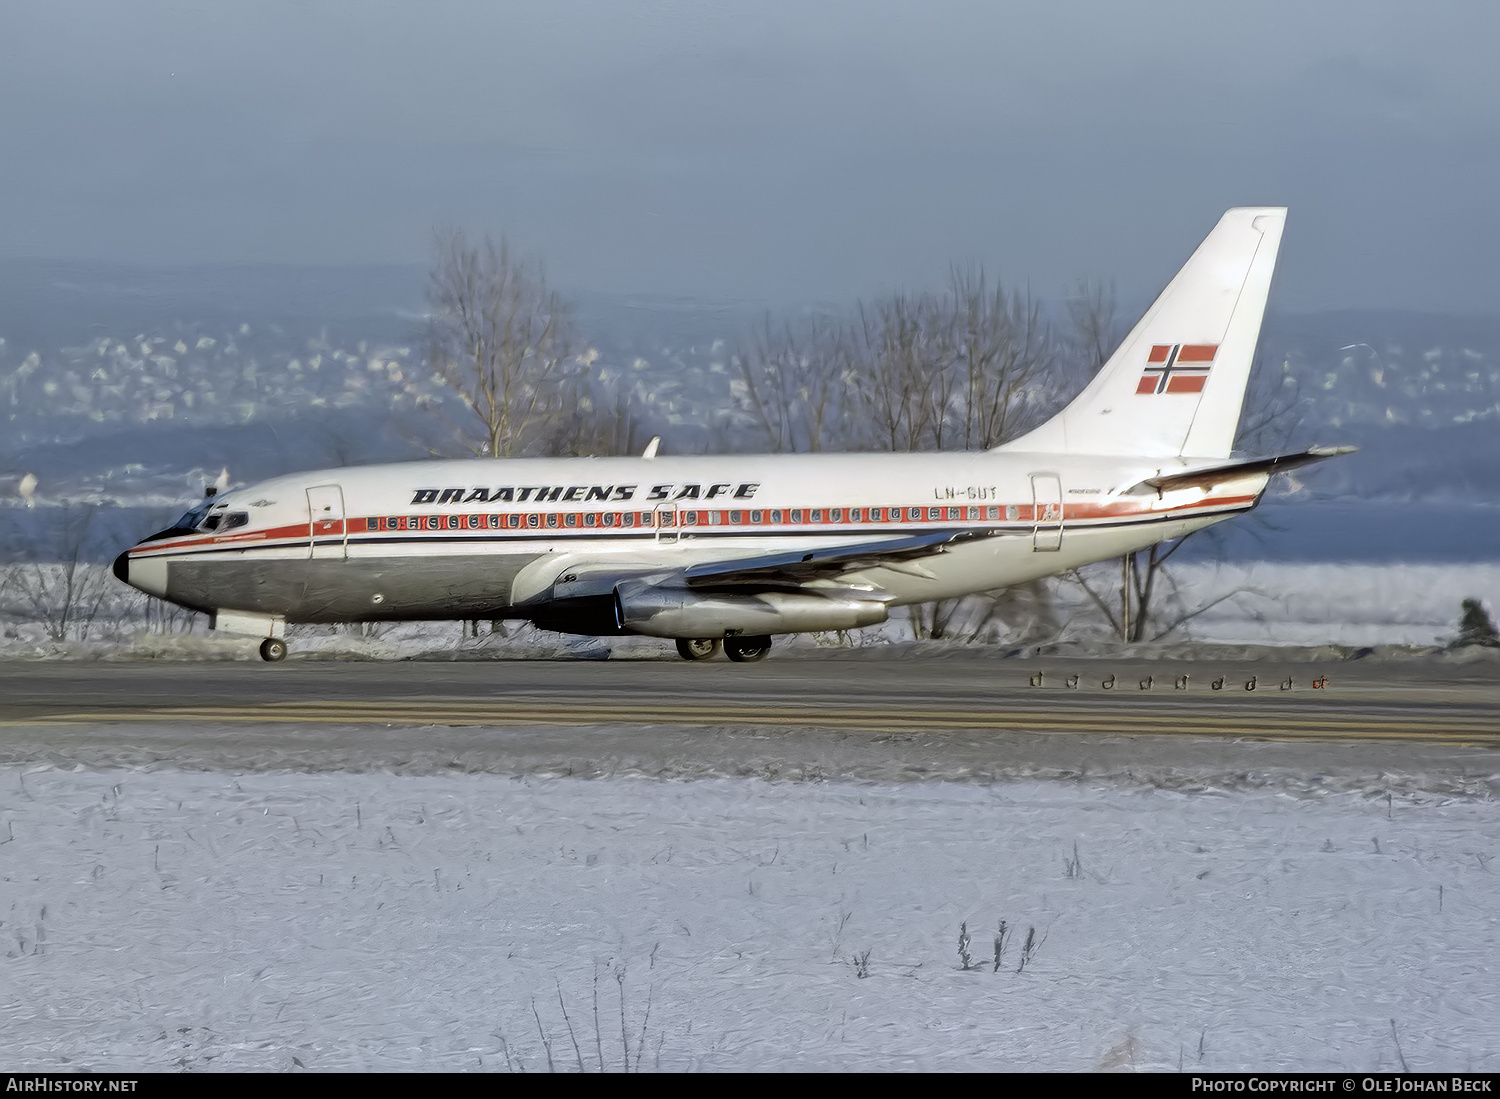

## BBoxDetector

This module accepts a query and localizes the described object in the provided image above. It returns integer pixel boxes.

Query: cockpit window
[175,501,216,530]
[174,501,238,532]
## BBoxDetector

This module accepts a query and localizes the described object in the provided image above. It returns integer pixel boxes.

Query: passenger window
[565,513,577,527]
[750,510,762,524]
[546,513,559,528]
[790,509,802,523]
[830,508,842,522]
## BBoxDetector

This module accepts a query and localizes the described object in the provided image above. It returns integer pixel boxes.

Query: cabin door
[307,485,347,560]
[1030,473,1063,552]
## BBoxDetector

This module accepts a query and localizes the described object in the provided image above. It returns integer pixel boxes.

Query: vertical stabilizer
[999,207,1285,459]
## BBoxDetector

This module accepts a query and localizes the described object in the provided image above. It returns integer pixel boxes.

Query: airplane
[114,207,1349,663]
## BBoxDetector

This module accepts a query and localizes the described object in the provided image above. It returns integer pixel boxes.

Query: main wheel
[675,637,721,661]
[724,635,772,663]
[259,637,288,662]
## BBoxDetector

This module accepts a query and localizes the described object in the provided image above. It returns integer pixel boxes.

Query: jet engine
[613,581,888,639]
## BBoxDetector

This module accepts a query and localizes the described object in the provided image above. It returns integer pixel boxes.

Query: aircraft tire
[675,638,721,661]
[724,635,772,663]
[259,638,288,663]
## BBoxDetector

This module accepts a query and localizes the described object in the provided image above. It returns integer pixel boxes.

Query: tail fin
[999,207,1286,459]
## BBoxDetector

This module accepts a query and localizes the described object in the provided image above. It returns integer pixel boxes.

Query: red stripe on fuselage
[127,494,1259,559]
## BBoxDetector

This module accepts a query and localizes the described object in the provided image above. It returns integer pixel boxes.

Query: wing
[591,528,999,638]
[681,529,990,590]
[546,528,995,604]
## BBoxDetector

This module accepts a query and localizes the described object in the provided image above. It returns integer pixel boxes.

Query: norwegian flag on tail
[1136,344,1217,395]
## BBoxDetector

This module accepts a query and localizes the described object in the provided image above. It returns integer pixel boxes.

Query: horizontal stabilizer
[1127,446,1356,495]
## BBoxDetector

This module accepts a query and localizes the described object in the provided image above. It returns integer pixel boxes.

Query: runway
[2,653,1498,784]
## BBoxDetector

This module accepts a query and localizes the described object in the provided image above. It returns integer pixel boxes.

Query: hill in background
[3,258,1498,563]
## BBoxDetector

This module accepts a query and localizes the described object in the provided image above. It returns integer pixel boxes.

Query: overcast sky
[3,1,1498,312]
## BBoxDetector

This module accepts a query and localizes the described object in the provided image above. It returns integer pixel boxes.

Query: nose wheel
[675,638,721,661]
[724,635,772,663]
[259,638,288,662]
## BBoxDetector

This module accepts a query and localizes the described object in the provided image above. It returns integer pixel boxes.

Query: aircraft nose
[112,548,168,597]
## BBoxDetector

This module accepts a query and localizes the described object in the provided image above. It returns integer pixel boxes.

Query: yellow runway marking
[9,698,1499,747]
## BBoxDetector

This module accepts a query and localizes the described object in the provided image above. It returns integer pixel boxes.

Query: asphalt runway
[1,653,1498,786]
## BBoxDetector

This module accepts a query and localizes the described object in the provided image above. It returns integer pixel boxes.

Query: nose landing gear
[259,638,288,662]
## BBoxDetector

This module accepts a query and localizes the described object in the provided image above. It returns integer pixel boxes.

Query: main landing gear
[259,638,288,662]
[675,638,721,661]
[724,635,772,663]
[673,636,773,662]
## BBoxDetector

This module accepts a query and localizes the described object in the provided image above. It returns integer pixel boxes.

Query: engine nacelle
[613,582,888,639]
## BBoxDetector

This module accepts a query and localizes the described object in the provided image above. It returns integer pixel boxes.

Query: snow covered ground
[4,551,1498,1072]
[3,761,1497,1072]
[1168,561,1500,648]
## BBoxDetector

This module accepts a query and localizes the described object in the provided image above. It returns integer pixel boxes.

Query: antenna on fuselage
[641,436,661,460]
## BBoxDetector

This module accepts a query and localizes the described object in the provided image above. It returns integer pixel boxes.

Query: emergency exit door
[307,485,347,560]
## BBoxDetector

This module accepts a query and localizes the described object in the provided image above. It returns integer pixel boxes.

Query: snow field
[1167,562,1500,648]
[2,766,1496,1071]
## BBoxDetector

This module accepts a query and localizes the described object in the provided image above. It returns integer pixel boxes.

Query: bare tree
[425,229,579,458]
[1,504,114,642]
[950,267,1057,449]
[561,388,653,459]
[1065,278,1121,375]
[142,592,200,636]
[849,291,953,452]
[734,313,852,453]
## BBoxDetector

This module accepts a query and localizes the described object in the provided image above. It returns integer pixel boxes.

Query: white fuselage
[118,449,1266,635]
